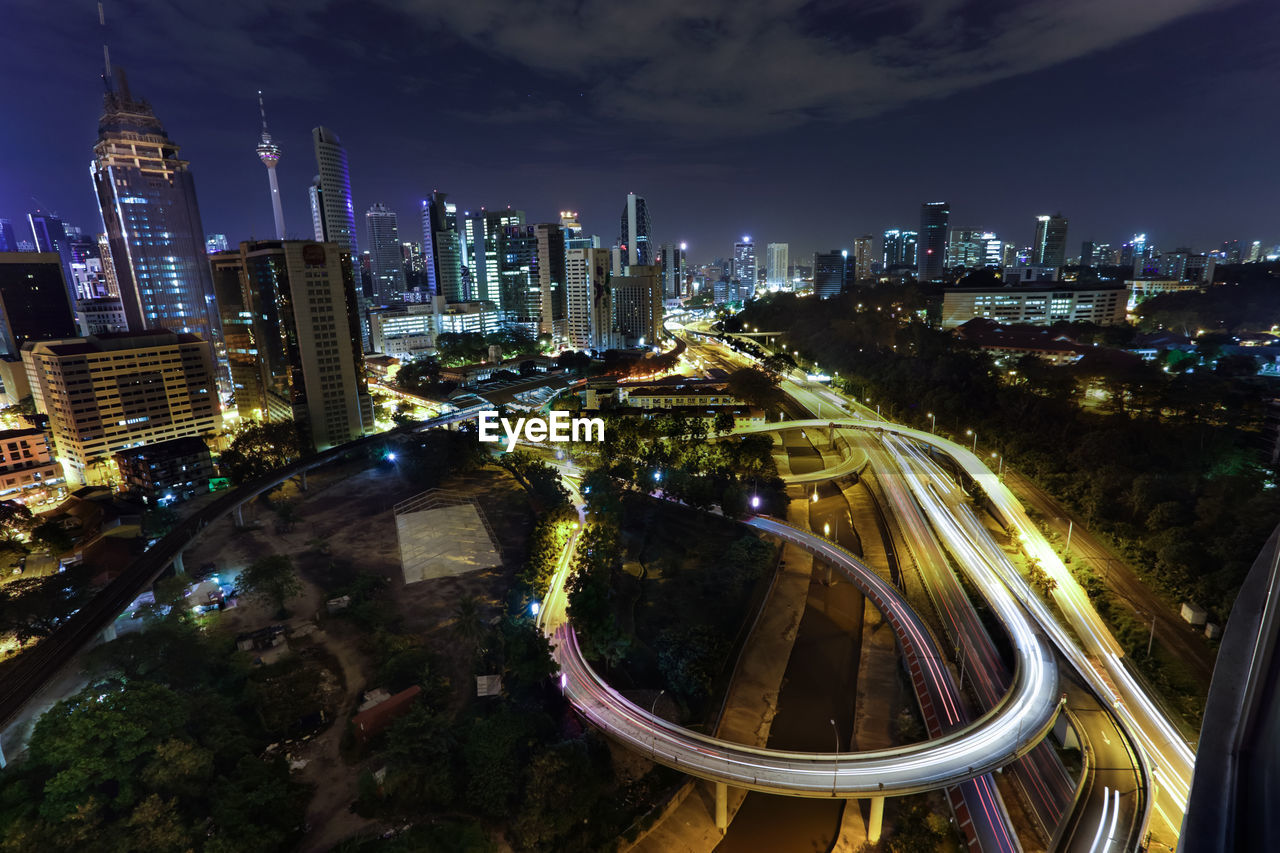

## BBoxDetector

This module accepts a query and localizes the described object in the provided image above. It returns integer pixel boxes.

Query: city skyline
[1,1,1277,264]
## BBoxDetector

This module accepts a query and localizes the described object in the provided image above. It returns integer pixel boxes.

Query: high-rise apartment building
[496,223,565,339]
[22,330,222,484]
[619,193,652,267]
[813,251,847,299]
[255,92,287,241]
[365,203,407,304]
[90,69,221,349]
[882,229,919,269]
[0,253,78,357]
[1033,214,1069,268]
[733,237,757,292]
[766,242,789,290]
[611,265,662,348]
[918,202,950,281]
[210,240,372,451]
[852,236,875,282]
[310,127,360,283]
[205,234,229,254]
[566,247,612,351]
[422,192,464,303]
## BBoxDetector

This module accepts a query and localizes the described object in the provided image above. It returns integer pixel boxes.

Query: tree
[494,451,570,510]
[0,567,95,647]
[452,594,487,661]
[237,553,302,618]
[0,500,35,550]
[218,421,302,485]
[725,366,784,411]
[712,411,736,436]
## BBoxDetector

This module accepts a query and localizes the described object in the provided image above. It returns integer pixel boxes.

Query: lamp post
[650,689,666,757]
[927,412,936,433]
[966,429,977,453]
[829,718,839,796]
[991,451,1003,478]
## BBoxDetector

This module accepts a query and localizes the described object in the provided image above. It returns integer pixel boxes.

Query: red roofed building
[351,685,421,743]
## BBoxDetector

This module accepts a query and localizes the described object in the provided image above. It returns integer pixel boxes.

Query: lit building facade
[619,193,652,267]
[766,242,789,289]
[660,242,687,299]
[22,330,222,485]
[90,69,222,352]
[882,229,918,269]
[941,284,1127,329]
[76,296,129,336]
[422,192,464,303]
[1033,214,1069,268]
[0,428,62,503]
[813,251,846,299]
[852,235,875,282]
[310,127,360,282]
[733,237,757,291]
[566,247,611,350]
[611,265,662,348]
[365,203,407,304]
[210,241,372,451]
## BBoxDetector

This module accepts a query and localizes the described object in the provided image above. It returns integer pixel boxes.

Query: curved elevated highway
[735,417,1190,837]
[547,513,1061,801]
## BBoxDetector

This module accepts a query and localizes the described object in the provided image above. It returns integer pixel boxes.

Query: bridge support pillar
[867,796,884,843]
[714,781,728,832]
[100,622,117,643]
[299,471,308,492]
[234,505,244,527]
[172,550,184,575]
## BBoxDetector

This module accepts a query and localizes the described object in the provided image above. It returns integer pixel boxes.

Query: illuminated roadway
[543,512,1061,799]
[732,414,1190,842]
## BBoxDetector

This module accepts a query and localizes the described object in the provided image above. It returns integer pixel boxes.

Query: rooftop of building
[23,329,206,355]
[946,281,1128,294]
[0,428,45,441]
[954,318,1089,354]
[113,436,211,462]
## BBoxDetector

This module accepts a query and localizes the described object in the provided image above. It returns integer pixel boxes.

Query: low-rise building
[953,318,1088,365]
[941,283,1127,329]
[0,428,62,502]
[114,436,214,506]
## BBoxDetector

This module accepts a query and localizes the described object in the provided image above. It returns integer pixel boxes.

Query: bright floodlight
[751,495,760,509]
[386,452,396,461]
[530,601,541,616]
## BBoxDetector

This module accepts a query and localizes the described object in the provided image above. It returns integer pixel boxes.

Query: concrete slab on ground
[394,503,500,583]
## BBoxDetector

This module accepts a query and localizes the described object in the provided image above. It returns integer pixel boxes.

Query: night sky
[2,0,1277,264]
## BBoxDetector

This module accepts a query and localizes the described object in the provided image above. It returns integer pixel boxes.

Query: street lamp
[751,495,760,510]
[966,429,977,453]
[991,451,1003,478]
[829,718,839,795]
[651,689,666,757]
[927,412,936,433]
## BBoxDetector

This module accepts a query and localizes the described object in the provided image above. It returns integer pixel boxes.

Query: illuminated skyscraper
[205,234,229,254]
[918,202,950,281]
[852,235,874,282]
[566,247,611,350]
[255,92,286,240]
[882,229,918,269]
[766,242,789,289]
[619,193,652,267]
[733,237,757,291]
[211,240,372,450]
[813,251,846,299]
[422,192,464,303]
[365,203,406,303]
[27,211,78,311]
[1033,213,1068,268]
[660,242,687,299]
[310,126,359,281]
[90,67,222,352]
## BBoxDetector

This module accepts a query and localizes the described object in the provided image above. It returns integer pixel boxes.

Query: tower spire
[255,91,286,240]
[258,90,270,139]
[98,2,112,91]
